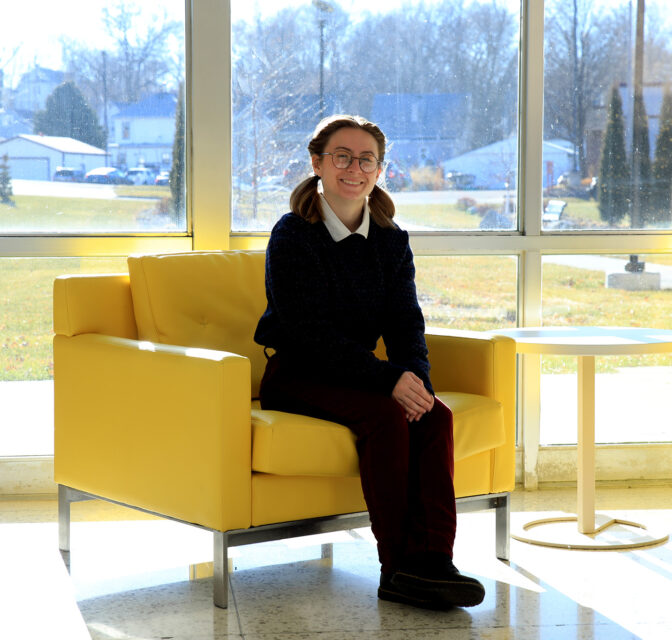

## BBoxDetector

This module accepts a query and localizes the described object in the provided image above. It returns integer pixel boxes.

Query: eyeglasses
[320,151,381,174]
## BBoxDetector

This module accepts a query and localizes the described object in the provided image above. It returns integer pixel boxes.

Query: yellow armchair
[54,251,515,608]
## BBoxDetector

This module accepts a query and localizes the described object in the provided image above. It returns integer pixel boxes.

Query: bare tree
[61,0,183,110]
[642,3,672,83]
[453,1,519,149]
[0,44,22,107]
[544,0,630,177]
[342,1,518,151]
[233,7,327,220]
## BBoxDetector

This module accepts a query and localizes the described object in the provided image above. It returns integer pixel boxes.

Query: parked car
[384,161,411,191]
[155,171,170,186]
[53,167,84,182]
[126,167,156,185]
[84,167,132,185]
[444,170,476,190]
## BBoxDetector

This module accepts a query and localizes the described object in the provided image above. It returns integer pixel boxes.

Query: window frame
[1,0,672,488]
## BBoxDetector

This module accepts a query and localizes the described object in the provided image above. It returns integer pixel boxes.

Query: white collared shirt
[319,193,370,242]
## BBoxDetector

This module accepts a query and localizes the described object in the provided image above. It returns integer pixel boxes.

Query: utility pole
[631,0,645,228]
[312,0,334,119]
[571,0,580,173]
[102,51,109,161]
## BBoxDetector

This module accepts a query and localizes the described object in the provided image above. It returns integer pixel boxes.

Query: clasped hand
[391,371,435,422]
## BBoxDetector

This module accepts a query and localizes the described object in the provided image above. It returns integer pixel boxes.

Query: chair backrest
[127,251,268,397]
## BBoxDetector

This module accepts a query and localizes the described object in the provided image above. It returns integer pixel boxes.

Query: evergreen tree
[598,87,630,225]
[33,81,107,149]
[169,82,185,223]
[652,87,672,225]
[630,90,653,226]
[0,154,14,205]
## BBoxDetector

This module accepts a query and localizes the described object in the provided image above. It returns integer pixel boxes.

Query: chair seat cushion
[251,392,505,477]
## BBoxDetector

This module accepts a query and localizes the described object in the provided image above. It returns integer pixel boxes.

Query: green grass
[232,190,292,230]
[114,185,171,199]
[1,257,127,381]
[541,263,672,373]
[415,256,518,330]
[396,203,483,229]
[0,195,167,232]
[559,198,603,225]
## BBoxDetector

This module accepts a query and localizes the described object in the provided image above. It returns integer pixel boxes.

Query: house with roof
[371,93,470,167]
[108,93,177,171]
[441,136,575,190]
[11,66,66,116]
[0,134,107,180]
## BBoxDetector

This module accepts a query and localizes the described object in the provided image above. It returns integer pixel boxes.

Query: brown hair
[289,114,396,228]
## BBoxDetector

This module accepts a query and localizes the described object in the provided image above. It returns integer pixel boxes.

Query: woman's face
[311,127,382,208]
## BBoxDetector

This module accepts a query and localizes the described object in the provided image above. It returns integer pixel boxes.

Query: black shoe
[378,573,453,610]
[391,553,485,608]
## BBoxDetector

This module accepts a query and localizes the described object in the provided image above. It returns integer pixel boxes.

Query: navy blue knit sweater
[254,212,433,395]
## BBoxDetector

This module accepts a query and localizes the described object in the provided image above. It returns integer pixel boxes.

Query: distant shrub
[410,166,444,191]
[456,197,477,211]
[0,154,14,205]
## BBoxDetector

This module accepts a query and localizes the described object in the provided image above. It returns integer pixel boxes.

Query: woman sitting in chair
[254,114,485,609]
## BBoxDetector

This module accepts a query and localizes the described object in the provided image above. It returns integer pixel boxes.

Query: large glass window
[543,0,672,231]
[2,0,672,478]
[0,257,127,456]
[540,253,672,444]
[231,0,520,231]
[0,1,186,234]
[415,256,517,331]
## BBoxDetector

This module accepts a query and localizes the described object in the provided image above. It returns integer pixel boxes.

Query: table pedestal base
[512,513,669,550]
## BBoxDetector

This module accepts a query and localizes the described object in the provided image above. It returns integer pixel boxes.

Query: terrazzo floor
[1,486,672,640]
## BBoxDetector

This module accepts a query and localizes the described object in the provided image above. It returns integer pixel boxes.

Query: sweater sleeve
[256,219,406,394]
[380,233,434,395]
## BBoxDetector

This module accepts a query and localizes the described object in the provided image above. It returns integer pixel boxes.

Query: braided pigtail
[368,184,396,228]
[290,175,323,223]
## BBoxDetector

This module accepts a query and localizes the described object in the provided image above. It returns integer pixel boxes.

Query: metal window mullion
[517,0,545,488]
[191,0,232,251]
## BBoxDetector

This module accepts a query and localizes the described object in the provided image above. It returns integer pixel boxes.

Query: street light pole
[631,0,645,229]
[319,16,325,118]
[312,0,334,120]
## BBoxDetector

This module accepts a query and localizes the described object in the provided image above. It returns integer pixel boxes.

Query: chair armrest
[54,333,252,532]
[425,328,515,401]
[426,328,517,493]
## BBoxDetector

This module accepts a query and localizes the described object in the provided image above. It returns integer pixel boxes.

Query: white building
[11,66,65,115]
[0,134,107,180]
[109,93,176,171]
[442,137,575,190]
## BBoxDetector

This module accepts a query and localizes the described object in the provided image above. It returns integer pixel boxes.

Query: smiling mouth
[341,179,363,186]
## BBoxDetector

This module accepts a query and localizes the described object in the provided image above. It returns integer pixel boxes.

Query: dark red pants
[259,356,457,573]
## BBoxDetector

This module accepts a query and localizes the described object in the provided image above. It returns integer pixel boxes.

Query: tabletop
[490,326,672,356]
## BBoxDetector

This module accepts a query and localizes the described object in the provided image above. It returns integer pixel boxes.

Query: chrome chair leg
[495,493,510,561]
[58,484,71,553]
[213,531,229,608]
